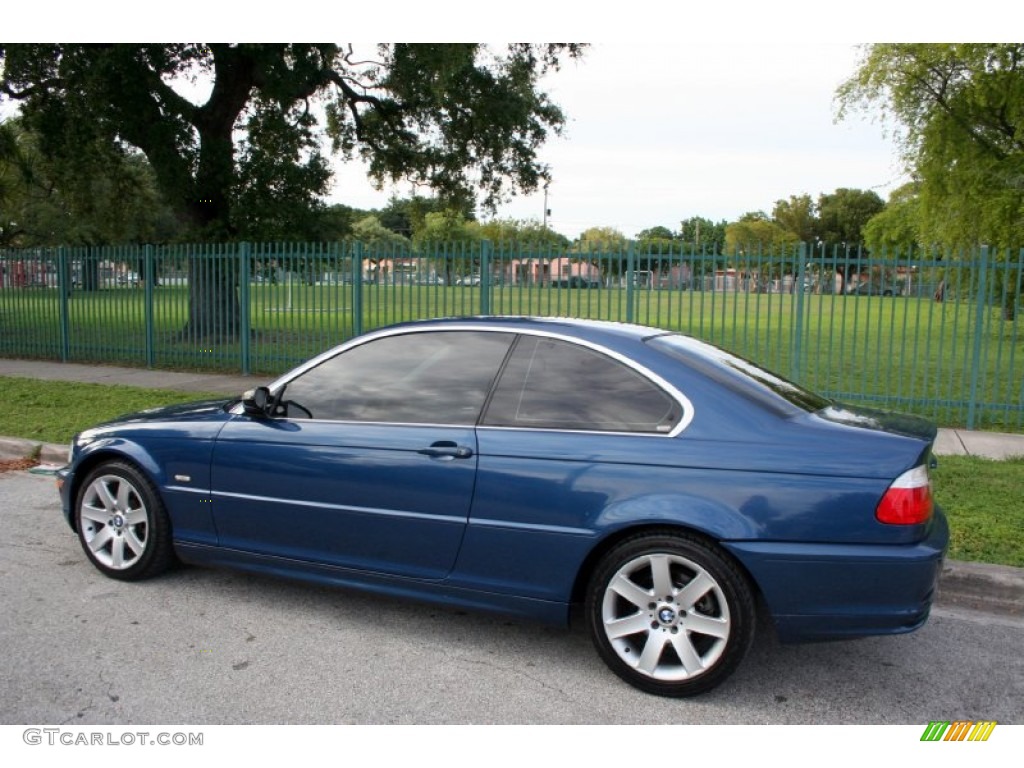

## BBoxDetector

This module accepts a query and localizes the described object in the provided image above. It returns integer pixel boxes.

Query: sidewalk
[0,358,260,397]
[1,357,1022,619]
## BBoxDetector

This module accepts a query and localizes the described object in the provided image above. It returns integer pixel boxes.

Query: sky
[328,42,909,239]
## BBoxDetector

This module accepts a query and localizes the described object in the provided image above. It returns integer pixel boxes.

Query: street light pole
[542,181,550,229]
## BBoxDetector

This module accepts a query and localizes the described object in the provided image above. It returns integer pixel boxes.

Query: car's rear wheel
[586,532,755,697]
[75,461,173,581]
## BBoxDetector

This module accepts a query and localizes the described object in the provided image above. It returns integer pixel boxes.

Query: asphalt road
[2,469,1021,725]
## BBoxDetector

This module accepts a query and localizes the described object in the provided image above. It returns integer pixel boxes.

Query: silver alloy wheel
[601,552,731,681]
[78,474,150,570]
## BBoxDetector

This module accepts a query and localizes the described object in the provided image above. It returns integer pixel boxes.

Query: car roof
[386,316,668,345]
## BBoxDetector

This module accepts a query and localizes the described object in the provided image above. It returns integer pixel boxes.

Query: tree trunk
[180,182,241,341]
[184,251,240,342]
[81,250,101,292]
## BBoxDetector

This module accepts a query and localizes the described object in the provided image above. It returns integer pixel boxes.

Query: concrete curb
[3,434,1021,619]
[0,437,66,466]
[937,560,1024,617]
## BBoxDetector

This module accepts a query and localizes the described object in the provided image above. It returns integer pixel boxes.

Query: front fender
[64,436,218,545]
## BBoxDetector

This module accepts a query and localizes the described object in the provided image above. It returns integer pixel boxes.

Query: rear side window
[647,334,830,414]
[482,336,680,433]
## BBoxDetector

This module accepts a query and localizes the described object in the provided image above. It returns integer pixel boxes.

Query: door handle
[417,441,474,459]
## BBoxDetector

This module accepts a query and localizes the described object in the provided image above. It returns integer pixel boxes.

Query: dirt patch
[0,457,39,473]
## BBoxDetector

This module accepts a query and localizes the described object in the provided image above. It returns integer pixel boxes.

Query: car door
[210,329,515,580]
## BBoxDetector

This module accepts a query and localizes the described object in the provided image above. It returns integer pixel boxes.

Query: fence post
[239,242,251,375]
[791,243,808,383]
[351,241,363,338]
[966,245,990,430]
[144,245,155,368]
[57,247,70,362]
[480,240,492,315]
[625,242,636,324]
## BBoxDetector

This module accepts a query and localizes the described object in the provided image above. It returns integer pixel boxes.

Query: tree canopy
[476,218,569,249]
[0,118,175,247]
[678,217,727,250]
[0,44,584,241]
[575,226,627,252]
[814,188,885,246]
[771,195,816,243]
[862,183,923,254]
[838,44,1024,248]
[725,211,798,254]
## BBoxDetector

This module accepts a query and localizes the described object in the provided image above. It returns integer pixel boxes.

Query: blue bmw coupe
[57,317,947,696]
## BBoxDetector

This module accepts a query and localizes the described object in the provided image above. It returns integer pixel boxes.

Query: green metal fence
[1,242,1021,431]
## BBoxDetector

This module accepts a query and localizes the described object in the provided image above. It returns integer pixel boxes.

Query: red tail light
[876,465,933,525]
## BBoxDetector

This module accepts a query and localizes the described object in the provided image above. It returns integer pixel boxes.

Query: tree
[310,203,361,242]
[838,44,1024,249]
[573,226,627,277]
[634,226,677,266]
[414,210,481,244]
[725,212,798,254]
[377,194,475,239]
[772,194,816,242]
[862,183,924,255]
[351,215,411,250]
[635,225,676,241]
[477,218,569,250]
[576,226,627,252]
[679,216,727,251]
[815,188,884,246]
[0,43,584,339]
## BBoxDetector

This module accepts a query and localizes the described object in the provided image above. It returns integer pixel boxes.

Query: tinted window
[282,331,514,424]
[647,334,830,414]
[482,336,679,433]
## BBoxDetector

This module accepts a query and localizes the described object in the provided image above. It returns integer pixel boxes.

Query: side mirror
[241,386,271,417]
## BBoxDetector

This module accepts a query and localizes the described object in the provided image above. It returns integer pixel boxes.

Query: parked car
[456,274,482,286]
[56,317,946,697]
[846,281,899,297]
[554,276,602,288]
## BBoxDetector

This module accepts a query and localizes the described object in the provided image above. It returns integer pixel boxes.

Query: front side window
[482,336,680,433]
[281,331,514,424]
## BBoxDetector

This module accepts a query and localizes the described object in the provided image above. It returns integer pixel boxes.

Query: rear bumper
[724,507,949,642]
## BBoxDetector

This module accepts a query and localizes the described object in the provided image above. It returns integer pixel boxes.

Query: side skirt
[174,542,570,627]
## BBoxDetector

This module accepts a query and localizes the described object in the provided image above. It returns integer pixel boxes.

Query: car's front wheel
[586,532,755,697]
[75,461,173,581]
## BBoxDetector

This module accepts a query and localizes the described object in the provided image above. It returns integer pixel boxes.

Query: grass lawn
[3,376,225,444]
[931,455,1024,567]
[1,374,1021,567]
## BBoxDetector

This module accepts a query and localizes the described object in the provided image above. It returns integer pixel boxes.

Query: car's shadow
[132,560,994,722]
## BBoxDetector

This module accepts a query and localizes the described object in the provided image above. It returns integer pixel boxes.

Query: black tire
[585,532,755,697]
[74,460,174,581]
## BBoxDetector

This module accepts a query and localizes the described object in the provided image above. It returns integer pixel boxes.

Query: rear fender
[593,493,758,540]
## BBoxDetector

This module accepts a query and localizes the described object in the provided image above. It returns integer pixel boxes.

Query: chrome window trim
[242,321,695,437]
